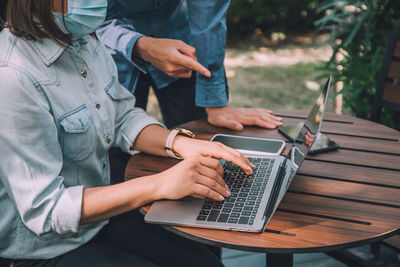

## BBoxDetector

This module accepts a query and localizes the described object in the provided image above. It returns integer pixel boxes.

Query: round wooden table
[125,110,400,267]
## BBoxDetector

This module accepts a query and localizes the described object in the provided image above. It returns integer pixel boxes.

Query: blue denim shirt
[0,28,161,259]
[96,0,230,107]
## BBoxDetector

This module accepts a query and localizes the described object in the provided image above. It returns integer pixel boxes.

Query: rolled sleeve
[112,83,165,154]
[51,186,83,235]
[195,68,228,107]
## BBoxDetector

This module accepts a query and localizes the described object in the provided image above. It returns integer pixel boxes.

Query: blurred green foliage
[227,0,321,38]
[316,0,400,129]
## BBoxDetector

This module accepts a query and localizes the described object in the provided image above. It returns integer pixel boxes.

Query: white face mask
[54,0,107,38]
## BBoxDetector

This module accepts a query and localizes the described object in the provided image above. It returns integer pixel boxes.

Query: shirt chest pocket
[105,77,133,101]
[59,105,96,161]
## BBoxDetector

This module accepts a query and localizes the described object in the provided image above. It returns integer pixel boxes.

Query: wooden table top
[125,110,400,254]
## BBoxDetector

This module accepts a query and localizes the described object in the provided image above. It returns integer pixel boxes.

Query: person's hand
[205,106,283,131]
[133,36,211,79]
[153,155,230,201]
[304,132,315,147]
[173,137,254,175]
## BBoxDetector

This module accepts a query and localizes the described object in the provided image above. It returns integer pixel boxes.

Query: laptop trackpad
[145,197,203,225]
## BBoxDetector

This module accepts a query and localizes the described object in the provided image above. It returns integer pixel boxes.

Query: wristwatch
[165,128,195,159]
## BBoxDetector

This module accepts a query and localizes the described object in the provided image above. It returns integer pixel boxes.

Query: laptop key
[244,206,253,211]
[228,218,239,224]
[222,208,232,213]
[230,212,240,218]
[200,210,210,215]
[238,216,250,224]
[242,211,251,216]
[223,203,234,208]
[207,210,220,222]
[249,220,254,225]
[234,202,244,207]
[233,207,242,212]
[197,215,207,221]
[202,204,212,210]
[217,213,229,223]
[237,197,246,202]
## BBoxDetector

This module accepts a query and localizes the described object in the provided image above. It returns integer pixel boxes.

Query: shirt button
[80,70,87,78]
[106,138,111,144]
[95,103,101,109]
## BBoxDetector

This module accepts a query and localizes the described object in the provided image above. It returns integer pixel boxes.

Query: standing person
[97,0,283,130]
[0,0,254,266]
[97,0,283,181]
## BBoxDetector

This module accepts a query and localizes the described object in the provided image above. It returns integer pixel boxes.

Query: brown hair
[0,0,72,44]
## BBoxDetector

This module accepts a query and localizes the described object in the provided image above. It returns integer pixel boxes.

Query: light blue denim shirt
[96,0,230,107]
[0,28,161,259]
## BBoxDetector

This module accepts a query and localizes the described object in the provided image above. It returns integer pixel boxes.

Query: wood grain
[382,82,400,104]
[388,61,400,80]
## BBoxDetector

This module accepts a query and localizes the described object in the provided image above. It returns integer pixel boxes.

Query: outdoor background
[147,0,400,130]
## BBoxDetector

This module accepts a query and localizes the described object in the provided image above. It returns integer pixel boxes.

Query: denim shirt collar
[26,37,67,66]
[26,36,91,66]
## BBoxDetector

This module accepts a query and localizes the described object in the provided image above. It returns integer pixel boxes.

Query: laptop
[145,76,332,233]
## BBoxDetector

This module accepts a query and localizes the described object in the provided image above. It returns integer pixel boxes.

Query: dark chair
[371,31,400,126]
[369,32,400,262]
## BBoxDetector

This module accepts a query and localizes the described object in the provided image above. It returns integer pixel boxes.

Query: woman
[0,0,254,266]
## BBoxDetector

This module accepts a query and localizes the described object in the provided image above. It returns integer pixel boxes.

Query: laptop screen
[290,75,331,169]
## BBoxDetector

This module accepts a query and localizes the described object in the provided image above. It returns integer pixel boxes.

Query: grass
[227,62,332,111]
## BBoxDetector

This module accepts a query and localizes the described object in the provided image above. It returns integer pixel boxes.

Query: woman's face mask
[54,0,107,38]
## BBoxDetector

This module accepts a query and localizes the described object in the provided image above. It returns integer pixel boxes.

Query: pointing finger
[176,53,211,78]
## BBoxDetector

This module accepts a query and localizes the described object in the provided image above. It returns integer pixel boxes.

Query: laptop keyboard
[196,157,275,225]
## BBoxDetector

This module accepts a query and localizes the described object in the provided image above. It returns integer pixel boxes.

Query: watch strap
[165,128,195,159]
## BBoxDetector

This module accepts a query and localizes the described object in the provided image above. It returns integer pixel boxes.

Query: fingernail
[226,190,231,196]
[219,195,225,201]
[251,163,255,168]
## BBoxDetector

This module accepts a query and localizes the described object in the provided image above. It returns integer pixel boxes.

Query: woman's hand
[173,137,254,175]
[153,155,231,201]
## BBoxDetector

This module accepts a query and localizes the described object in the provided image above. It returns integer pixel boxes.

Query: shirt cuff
[124,33,147,74]
[124,32,144,62]
[195,69,228,107]
[51,185,83,236]
[120,116,165,155]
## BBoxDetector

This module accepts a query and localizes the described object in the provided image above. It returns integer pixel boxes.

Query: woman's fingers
[206,142,254,175]
[191,182,227,201]
[197,156,224,176]
[196,159,228,191]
